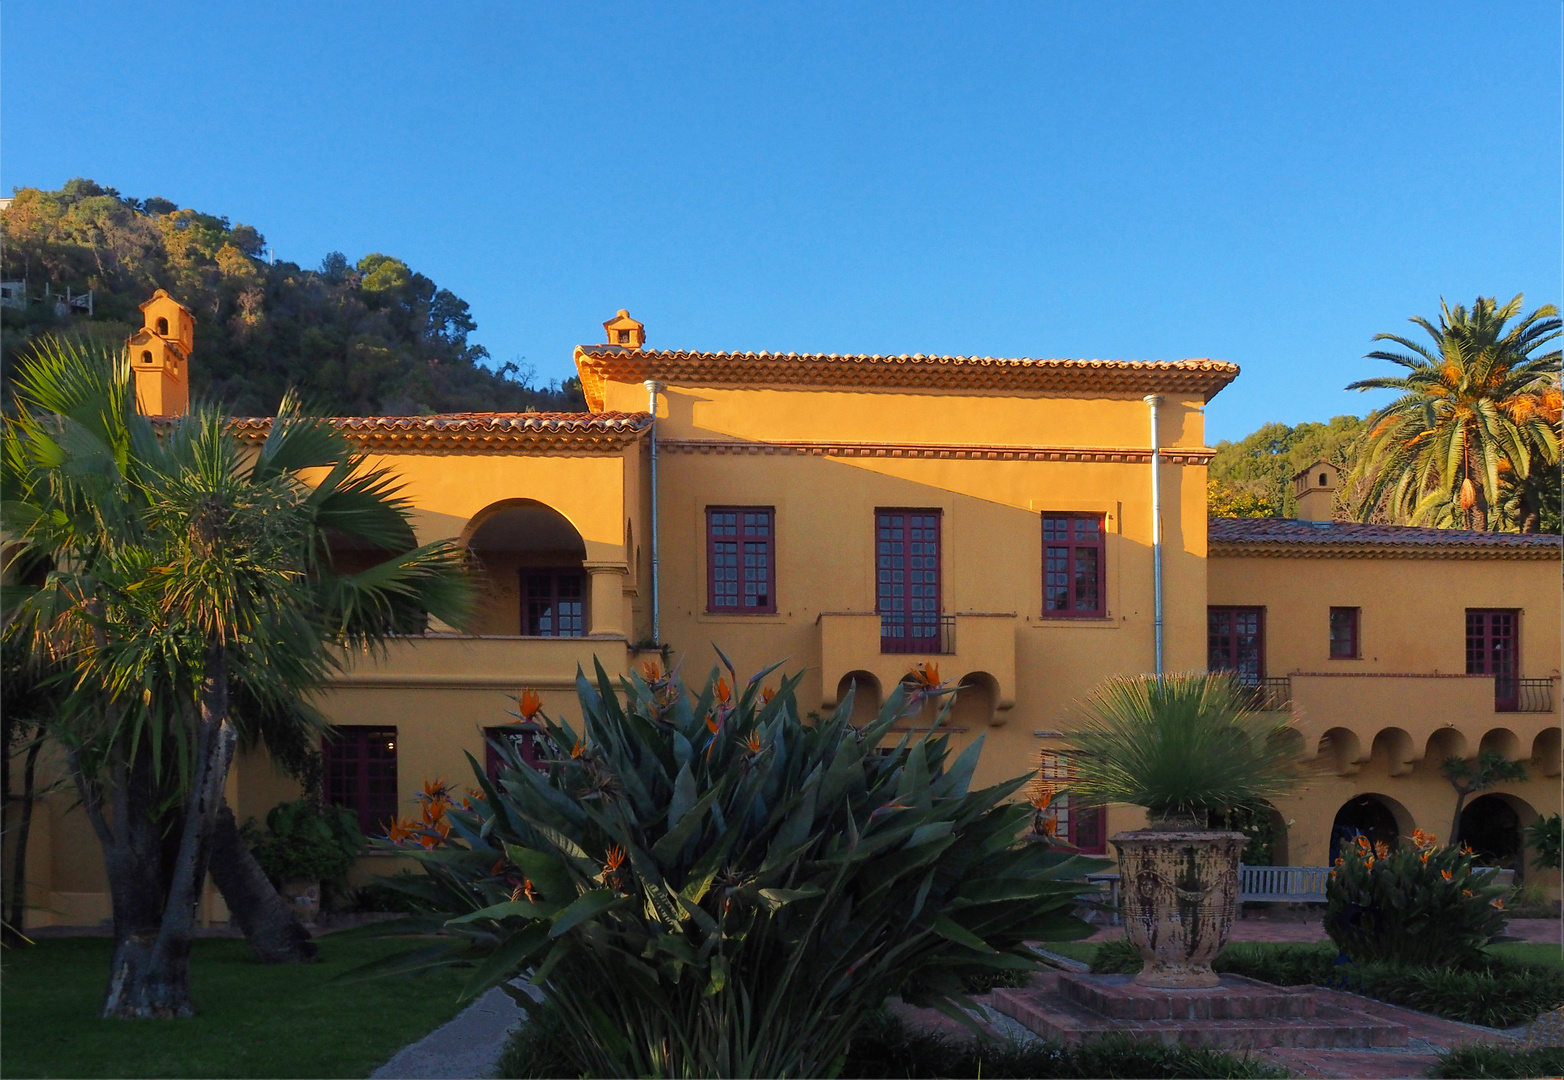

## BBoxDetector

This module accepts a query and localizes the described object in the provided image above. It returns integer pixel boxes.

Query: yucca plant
[1065,672,1306,827]
[377,654,1105,1078]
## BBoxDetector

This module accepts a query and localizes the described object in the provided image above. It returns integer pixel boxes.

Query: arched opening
[1369,727,1416,776]
[1479,727,1522,761]
[1460,793,1534,881]
[835,671,881,727]
[465,501,587,636]
[156,316,169,335]
[1330,793,1410,863]
[950,672,998,729]
[141,350,153,364]
[1532,728,1561,778]
[1423,727,1467,770]
[1318,727,1361,775]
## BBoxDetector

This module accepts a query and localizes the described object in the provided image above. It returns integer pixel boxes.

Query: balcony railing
[880,614,956,655]
[1496,677,1555,713]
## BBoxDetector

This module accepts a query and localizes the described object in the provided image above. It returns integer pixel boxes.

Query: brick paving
[1086,915,1561,946]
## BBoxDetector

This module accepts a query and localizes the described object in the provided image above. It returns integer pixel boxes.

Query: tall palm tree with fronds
[2,335,472,1018]
[1347,295,1561,531]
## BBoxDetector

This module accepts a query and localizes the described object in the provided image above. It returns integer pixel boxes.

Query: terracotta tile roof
[573,346,1239,412]
[227,411,651,452]
[1209,516,1563,560]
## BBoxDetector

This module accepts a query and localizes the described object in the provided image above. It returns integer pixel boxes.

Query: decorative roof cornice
[573,346,1240,412]
[226,412,651,453]
[662,438,1215,465]
[1208,517,1563,561]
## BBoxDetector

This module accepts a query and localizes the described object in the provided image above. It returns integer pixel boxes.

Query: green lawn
[0,924,473,1079]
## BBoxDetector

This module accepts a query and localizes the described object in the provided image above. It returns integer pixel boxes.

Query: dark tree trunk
[101,646,237,1019]
[6,735,44,936]
[208,801,318,964]
[1449,786,1472,848]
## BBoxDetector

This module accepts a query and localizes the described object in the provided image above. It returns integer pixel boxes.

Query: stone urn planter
[280,879,321,928]
[1110,829,1246,988]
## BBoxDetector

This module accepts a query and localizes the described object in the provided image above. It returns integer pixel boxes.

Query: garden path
[1086,916,1561,945]
[369,981,541,1080]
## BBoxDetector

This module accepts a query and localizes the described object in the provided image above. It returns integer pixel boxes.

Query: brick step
[993,980,1410,1050]
[1058,972,1319,1020]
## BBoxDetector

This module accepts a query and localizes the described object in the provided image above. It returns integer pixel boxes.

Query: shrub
[1527,813,1562,871]
[497,1003,1290,1079]
[245,799,365,902]
[1066,672,1305,826]
[1095,939,1564,1027]
[1326,829,1507,967]
[380,656,1108,1078]
[1428,1044,1564,1079]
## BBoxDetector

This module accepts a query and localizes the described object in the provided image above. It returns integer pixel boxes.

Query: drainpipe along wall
[1144,394,1165,677]
[644,380,664,646]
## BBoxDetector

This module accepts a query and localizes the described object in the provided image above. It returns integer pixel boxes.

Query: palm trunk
[208,801,318,963]
[6,735,44,936]
[102,645,236,1019]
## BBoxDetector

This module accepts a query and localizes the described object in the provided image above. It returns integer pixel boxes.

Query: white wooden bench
[1239,865,1330,904]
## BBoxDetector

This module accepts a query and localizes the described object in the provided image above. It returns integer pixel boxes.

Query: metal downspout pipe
[645,380,665,646]
[1144,394,1165,677]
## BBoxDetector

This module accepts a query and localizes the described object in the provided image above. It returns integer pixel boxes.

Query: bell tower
[1292,460,1341,523]
[128,289,193,416]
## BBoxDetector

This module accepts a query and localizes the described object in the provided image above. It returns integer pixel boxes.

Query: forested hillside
[0,179,584,416]
[1207,415,1366,518]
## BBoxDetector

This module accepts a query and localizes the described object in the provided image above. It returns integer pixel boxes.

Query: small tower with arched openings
[127,289,193,416]
[1292,460,1341,522]
[602,309,645,350]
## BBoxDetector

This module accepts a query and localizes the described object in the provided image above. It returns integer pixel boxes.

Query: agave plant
[376,654,1105,1078]
[1065,672,1306,827]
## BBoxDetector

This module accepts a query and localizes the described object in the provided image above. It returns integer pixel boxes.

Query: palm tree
[1347,295,1561,531]
[2,336,472,1018]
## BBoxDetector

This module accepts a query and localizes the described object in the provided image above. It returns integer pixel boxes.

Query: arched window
[141,350,153,364]
[156,317,169,335]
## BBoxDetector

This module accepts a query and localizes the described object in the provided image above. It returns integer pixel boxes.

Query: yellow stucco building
[9,303,1561,927]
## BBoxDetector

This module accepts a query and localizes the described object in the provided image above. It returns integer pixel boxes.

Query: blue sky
[4,3,1558,441]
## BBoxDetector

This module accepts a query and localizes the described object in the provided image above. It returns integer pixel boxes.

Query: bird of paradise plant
[1326,827,1507,966]
[359,648,1105,1079]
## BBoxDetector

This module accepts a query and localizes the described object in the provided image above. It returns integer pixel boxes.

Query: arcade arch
[464,500,588,636]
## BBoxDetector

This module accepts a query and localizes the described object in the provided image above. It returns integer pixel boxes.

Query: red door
[1208,607,1265,685]
[877,511,941,653]
[1467,610,1519,710]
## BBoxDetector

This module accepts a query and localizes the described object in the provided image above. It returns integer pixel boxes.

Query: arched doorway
[1330,794,1401,863]
[835,672,881,727]
[464,501,588,636]
[1459,794,1527,880]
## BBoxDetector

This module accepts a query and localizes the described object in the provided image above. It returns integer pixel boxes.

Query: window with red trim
[707,507,776,613]
[877,511,941,652]
[1329,607,1359,659]
[1467,609,1520,710]
[484,725,549,779]
[1036,752,1106,854]
[322,726,398,835]
[1208,607,1264,683]
[1043,514,1105,616]
[521,570,584,636]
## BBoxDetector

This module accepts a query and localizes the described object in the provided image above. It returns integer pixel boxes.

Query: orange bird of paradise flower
[715,676,732,705]
[744,731,762,755]
[641,661,661,683]
[571,739,587,759]
[517,689,543,721]
[1440,869,1454,881]
[604,844,627,873]
[907,662,941,688]
[761,686,776,705]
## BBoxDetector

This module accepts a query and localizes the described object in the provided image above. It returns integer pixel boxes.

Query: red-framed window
[1467,609,1519,709]
[484,724,549,779]
[322,726,398,835]
[1208,607,1264,684]
[876,510,941,652]
[1329,607,1360,659]
[1037,752,1106,854]
[521,570,585,636]
[706,507,776,613]
[1043,513,1106,616]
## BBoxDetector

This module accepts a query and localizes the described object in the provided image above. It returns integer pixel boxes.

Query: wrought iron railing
[1496,677,1554,713]
[880,613,956,655]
